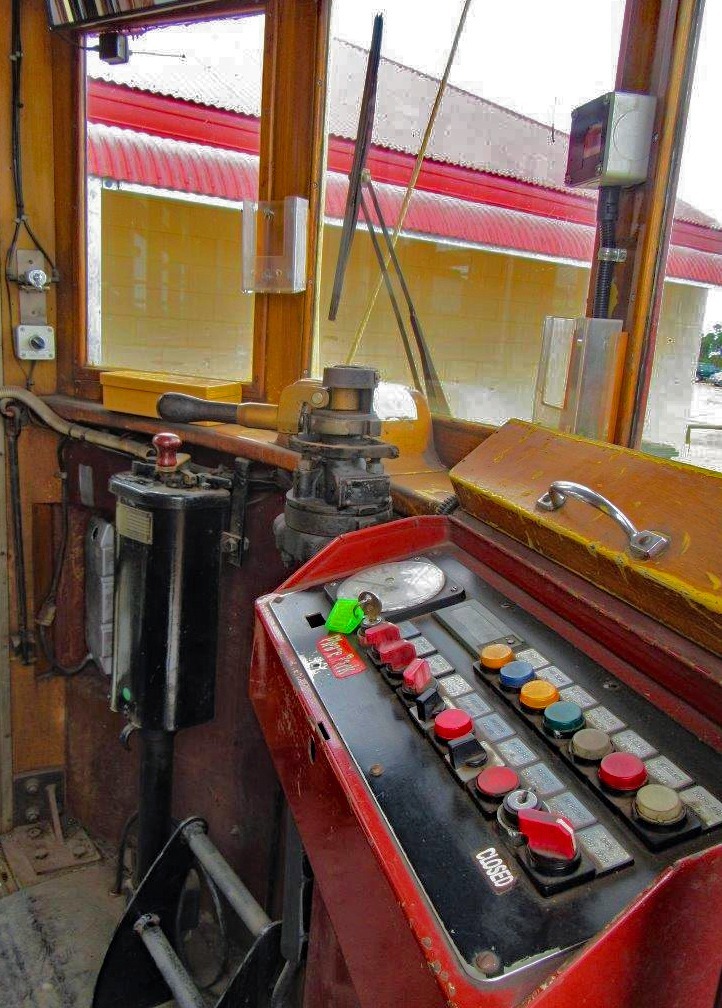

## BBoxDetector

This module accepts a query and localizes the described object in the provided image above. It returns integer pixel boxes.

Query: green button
[121,686,133,702]
[325,599,364,634]
[543,700,585,736]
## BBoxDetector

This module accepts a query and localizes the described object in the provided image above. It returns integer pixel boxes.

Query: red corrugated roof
[88,33,721,230]
[87,125,722,286]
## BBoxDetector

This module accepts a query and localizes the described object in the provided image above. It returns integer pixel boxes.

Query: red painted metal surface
[86,124,722,284]
[251,515,722,1007]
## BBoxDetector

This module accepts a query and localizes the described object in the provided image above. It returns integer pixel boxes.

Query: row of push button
[474,638,721,850]
[357,617,620,892]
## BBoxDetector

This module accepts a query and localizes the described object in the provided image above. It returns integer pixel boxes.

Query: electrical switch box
[85,517,115,676]
[13,324,55,361]
[566,91,656,188]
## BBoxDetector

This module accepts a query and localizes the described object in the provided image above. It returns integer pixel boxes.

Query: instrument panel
[265,546,722,981]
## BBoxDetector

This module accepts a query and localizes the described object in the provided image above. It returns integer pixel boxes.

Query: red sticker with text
[316,634,367,679]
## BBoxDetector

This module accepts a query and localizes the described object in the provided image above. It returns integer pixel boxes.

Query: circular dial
[338,560,445,613]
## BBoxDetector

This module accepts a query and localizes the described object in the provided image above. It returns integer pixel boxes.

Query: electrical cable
[35,438,94,679]
[4,0,59,390]
[7,0,60,277]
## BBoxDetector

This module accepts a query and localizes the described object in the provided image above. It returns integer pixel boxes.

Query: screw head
[33,847,49,861]
[474,949,503,976]
[369,763,384,777]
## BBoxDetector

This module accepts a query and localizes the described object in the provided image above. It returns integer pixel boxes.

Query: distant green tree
[699,323,722,365]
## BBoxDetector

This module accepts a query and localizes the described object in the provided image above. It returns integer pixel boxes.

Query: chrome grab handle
[536,481,671,560]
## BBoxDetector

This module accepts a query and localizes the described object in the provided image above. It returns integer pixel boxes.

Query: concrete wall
[642,281,708,450]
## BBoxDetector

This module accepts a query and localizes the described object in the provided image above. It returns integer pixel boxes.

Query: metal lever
[536,481,670,560]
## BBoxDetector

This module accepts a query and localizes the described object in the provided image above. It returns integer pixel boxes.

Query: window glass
[641,4,722,472]
[85,14,264,379]
[315,0,627,422]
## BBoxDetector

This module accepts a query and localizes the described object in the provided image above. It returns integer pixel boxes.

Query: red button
[434,708,473,741]
[598,752,648,792]
[475,765,519,798]
[402,657,433,695]
[376,638,416,672]
[358,621,401,648]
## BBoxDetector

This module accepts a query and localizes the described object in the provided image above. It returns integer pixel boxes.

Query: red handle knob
[152,432,182,470]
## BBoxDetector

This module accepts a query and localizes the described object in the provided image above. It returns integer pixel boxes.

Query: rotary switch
[402,657,433,696]
[376,638,417,673]
[358,621,400,649]
[518,808,579,873]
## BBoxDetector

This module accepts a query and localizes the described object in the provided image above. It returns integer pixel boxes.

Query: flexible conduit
[0,388,154,459]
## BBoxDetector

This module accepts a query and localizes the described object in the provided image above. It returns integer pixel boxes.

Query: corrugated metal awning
[87,125,722,286]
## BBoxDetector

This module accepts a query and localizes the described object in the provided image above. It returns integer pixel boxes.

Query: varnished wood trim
[431,415,497,469]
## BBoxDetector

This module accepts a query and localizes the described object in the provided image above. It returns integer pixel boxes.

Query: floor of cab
[0,861,122,1008]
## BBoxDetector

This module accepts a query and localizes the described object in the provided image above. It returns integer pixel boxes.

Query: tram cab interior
[0,1,721,1006]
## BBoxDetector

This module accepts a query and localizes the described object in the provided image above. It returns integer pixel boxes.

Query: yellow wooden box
[100,371,243,424]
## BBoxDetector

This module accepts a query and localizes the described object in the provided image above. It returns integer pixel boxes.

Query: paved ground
[681,381,722,472]
[0,862,123,1008]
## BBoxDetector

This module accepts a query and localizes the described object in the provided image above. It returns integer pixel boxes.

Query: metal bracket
[536,481,670,559]
[13,769,64,828]
[15,250,50,325]
[597,246,627,263]
[93,817,284,1008]
[4,772,100,885]
[220,458,251,567]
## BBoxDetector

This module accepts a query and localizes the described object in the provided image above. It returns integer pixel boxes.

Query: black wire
[35,439,94,679]
[5,0,59,312]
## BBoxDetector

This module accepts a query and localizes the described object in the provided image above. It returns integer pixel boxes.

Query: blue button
[499,660,535,690]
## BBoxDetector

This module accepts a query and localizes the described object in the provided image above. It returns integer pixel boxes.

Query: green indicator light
[325,599,364,634]
[121,686,133,702]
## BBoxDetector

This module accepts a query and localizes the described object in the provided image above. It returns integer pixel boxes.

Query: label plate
[316,635,367,679]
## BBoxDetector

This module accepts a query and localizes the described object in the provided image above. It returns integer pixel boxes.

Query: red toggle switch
[518,809,577,861]
[358,621,401,649]
[402,657,433,695]
[434,708,473,741]
[376,638,417,672]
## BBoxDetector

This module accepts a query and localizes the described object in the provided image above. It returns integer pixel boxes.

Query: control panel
[254,528,722,1005]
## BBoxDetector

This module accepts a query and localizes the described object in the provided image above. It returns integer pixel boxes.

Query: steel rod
[136,730,175,884]
[364,179,451,415]
[184,824,271,937]
[359,194,423,391]
[134,915,205,1008]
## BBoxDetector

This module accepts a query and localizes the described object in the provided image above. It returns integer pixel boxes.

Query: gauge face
[338,560,445,613]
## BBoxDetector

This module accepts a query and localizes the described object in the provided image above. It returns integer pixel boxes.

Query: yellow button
[520,679,560,711]
[480,643,514,669]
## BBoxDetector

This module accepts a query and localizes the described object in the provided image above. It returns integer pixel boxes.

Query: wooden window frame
[53,0,330,406]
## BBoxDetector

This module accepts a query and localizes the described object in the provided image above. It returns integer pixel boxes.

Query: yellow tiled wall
[99,188,254,379]
[318,226,592,424]
[318,227,708,436]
